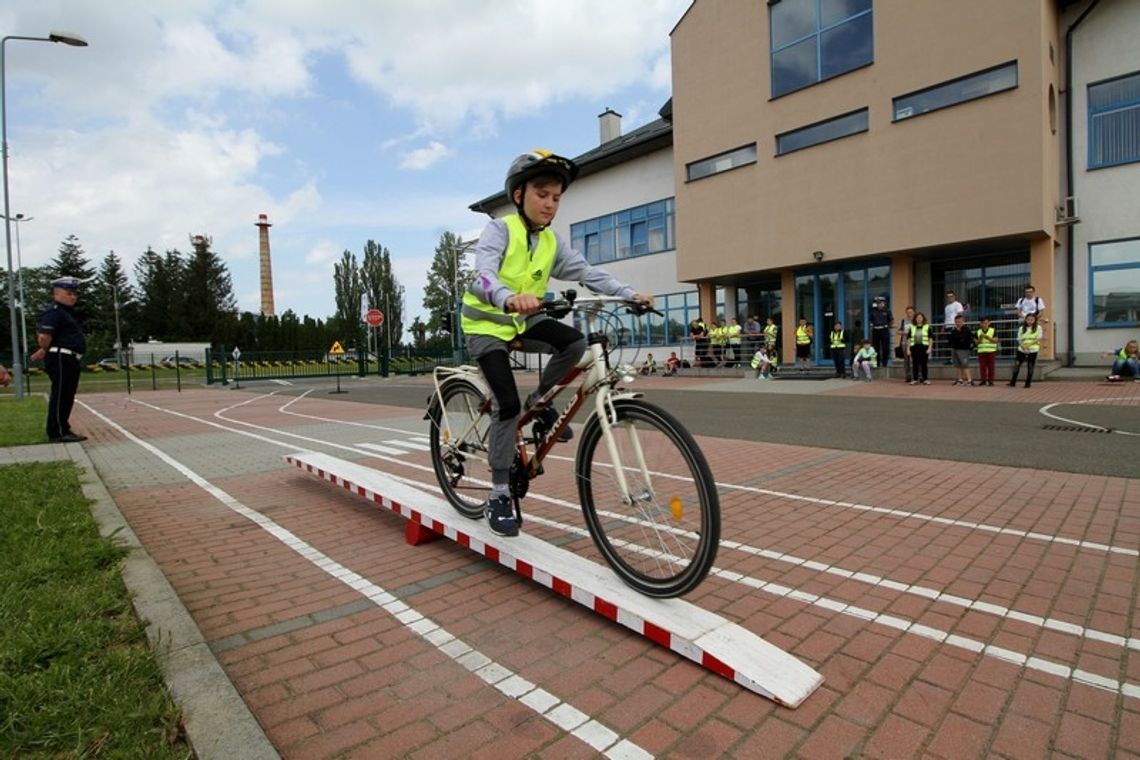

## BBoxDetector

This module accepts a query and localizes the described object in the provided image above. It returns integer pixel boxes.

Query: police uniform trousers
[45,352,81,439]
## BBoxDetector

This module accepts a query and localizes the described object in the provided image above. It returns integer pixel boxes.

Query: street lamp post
[0,212,31,361]
[3,31,87,399]
[451,237,475,355]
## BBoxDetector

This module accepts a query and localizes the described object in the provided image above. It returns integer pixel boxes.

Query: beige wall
[671,0,1062,283]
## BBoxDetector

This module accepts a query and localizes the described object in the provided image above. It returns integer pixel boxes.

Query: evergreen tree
[422,231,473,338]
[85,251,135,361]
[333,249,363,348]
[48,235,96,325]
[133,247,186,341]
[360,240,405,348]
[184,235,238,342]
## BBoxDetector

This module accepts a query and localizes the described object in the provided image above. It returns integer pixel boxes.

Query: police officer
[29,276,88,442]
[869,295,893,366]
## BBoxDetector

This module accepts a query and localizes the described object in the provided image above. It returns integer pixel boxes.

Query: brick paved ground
[65,378,1139,759]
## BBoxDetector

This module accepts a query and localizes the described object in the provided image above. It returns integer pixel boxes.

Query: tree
[48,235,96,325]
[133,247,185,341]
[422,231,473,339]
[359,240,406,348]
[84,251,136,361]
[184,235,239,343]
[333,249,364,349]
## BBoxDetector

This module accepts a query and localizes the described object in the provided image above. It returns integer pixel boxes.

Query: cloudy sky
[2,0,687,336]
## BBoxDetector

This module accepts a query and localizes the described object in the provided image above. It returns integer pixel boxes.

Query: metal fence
[202,347,461,385]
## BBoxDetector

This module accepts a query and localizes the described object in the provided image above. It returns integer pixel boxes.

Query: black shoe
[483,494,519,537]
[50,433,87,443]
[1007,381,1016,387]
[530,404,572,442]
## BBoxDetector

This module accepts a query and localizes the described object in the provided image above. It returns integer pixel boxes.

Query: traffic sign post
[366,308,384,328]
[329,341,347,395]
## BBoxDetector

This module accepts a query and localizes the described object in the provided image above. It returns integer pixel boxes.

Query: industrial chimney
[255,213,275,317]
[598,107,622,144]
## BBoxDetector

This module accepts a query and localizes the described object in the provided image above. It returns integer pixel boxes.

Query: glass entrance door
[796,263,890,363]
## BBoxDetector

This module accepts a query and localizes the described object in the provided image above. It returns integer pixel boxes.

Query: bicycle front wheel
[429,379,492,519]
[576,399,720,598]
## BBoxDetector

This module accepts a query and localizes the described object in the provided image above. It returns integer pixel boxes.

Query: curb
[69,442,280,760]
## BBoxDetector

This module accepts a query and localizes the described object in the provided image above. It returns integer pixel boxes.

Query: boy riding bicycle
[461,149,653,537]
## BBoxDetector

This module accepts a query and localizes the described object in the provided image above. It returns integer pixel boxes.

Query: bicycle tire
[428,379,492,519]
[576,399,720,598]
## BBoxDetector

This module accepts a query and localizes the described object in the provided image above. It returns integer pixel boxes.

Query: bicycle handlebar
[539,291,662,319]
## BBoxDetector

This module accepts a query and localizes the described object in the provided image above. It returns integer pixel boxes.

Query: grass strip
[0,396,48,447]
[0,461,189,758]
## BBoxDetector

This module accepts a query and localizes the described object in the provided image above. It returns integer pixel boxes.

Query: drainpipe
[1064,0,1100,366]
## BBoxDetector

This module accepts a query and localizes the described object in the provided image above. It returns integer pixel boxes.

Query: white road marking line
[80,399,651,759]
[356,442,409,456]
[119,399,1140,685]
[281,389,1139,557]
[1039,397,1140,436]
[380,439,430,452]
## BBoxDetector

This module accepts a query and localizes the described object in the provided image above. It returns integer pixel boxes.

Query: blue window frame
[1089,70,1140,169]
[776,107,869,155]
[893,61,1018,122]
[570,198,675,265]
[770,0,873,99]
[1089,238,1140,327]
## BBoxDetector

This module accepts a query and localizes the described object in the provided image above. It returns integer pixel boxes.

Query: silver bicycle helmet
[504,149,579,202]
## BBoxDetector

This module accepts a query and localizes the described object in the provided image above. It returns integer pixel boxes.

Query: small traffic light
[440,312,453,333]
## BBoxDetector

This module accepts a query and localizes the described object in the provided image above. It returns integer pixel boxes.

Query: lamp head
[48,31,88,47]
[812,250,825,262]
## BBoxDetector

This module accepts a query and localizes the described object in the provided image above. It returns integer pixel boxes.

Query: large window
[894,61,1018,121]
[933,252,1029,321]
[1089,71,1140,169]
[776,108,868,155]
[770,0,874,98]
[685,144,757,182]
[569,198,675,265]
[1089,238,1140,327]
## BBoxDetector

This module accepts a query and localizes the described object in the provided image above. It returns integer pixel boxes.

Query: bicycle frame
[430,296,651,503]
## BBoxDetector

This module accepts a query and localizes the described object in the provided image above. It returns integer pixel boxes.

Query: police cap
[51,276,83,290]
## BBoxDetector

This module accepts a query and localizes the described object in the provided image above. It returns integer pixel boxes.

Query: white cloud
[399,141,454,171]
[1,0,688,325]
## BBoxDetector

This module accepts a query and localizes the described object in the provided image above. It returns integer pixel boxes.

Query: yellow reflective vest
[976,326,998,353]
[764,323,778,345]
[1018,326,1041,353]
[461,214,557,340]
[909,324,931,346]
[795,325,811,345]
[829,330,846,349]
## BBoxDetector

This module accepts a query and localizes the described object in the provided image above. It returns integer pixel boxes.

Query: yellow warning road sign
[329,341,346,355]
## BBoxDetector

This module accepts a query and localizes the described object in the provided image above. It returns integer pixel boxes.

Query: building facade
[672,0,1072,363]
[465,0,1138,367]
[1064,0,1140,364]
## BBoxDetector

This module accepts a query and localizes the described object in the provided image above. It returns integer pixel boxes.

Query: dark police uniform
[869,297,893,367]
[36,277,87,441]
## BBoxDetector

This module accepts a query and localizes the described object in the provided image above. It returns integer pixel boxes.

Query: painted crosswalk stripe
[382,439,431,452]
[356,442,407,455]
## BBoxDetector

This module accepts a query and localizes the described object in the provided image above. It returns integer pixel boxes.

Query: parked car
[96,357,122,370]
[160,355,199,368]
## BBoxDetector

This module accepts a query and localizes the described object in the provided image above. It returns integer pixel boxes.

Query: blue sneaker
[484,494,519,537]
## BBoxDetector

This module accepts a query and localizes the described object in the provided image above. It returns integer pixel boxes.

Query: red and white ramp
[286,452,823,708]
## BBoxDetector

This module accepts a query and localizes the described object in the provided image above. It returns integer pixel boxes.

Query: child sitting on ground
[751,346,773,379]
[639,352,657,375]
[853,340,878,381]
[662,351,681,376]
[1103,340,1139,381]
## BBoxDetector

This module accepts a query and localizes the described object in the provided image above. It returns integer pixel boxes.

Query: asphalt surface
[232,377,1140,478]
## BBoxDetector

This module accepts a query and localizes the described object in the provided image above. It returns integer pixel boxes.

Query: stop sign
[365,308,384,327]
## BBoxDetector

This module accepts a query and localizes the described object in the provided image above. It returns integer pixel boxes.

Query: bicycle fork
[596,394,655,507]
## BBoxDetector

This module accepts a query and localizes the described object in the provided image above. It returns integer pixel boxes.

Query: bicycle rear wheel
[576,399,719,598]
[428,379,492,519]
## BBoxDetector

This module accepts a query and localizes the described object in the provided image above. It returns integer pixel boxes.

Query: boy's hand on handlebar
[505,293,543,315]
[632,293,655,308]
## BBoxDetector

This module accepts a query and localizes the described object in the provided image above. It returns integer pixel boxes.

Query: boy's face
[515,178,562,226]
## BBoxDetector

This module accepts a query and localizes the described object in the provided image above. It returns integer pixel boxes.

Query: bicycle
[425,290,720,598]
